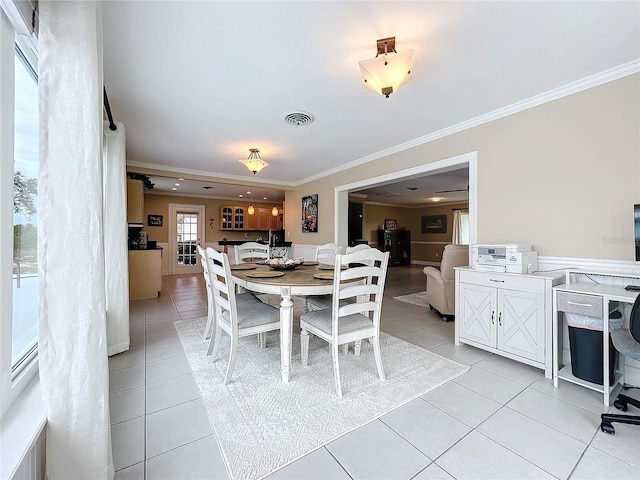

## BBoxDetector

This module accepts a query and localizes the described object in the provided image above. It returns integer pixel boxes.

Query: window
[0,4,39,417]
[11,46,38,372]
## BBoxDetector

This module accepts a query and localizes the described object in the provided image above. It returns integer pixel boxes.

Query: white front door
[169,204,205,274]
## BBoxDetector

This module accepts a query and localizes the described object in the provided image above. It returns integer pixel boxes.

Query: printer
[471,244,538,273]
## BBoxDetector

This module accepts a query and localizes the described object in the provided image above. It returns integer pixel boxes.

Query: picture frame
[384,219,398,231]
[148,214,163,227]
[421,214,447,234]
[301,194,318,233]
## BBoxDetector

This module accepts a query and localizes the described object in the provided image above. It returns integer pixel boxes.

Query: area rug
[393,291,429,308]
[174,317,468,480]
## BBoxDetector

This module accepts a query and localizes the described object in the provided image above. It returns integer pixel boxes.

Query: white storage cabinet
[455,268,562,377]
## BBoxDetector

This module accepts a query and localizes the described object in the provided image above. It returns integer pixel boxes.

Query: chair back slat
[345,244,371,254]
[339,284,378,299]
[338,301,377,317]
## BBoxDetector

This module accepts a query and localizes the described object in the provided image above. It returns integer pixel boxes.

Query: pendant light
[239,148,269,175]
[272,191,278,217]
[248,191,255,215]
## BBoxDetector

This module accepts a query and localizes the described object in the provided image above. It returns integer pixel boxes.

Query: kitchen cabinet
[127,178,144,224]
[258,208,270,230]
[220,206,246,230]
[230,206,283,231]
[128,249,162,299]
[455,267,562,377]
[246,209,259,230]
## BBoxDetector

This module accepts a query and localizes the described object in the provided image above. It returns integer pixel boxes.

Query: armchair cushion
[423,244,469,317]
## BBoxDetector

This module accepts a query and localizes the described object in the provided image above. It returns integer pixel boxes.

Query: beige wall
[143,194,282,244]
[285,74,639,260]
[361,204,414,244]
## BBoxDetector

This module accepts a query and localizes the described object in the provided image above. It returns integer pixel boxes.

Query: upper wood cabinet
[127,178,144,224]
[220,205,283,231]
[245,208,259,230]
[220,206,246,230]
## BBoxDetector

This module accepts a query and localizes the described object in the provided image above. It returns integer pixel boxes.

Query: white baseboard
[411,260,441,267]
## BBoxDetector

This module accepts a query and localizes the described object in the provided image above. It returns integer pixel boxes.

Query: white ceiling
[102,1,639,200]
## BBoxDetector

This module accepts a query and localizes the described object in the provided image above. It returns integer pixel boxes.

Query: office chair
[600,293,640,435]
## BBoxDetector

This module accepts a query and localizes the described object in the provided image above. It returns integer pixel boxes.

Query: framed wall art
[148,214,163,227]
[421,214,447,234]
[301,194,318,233]
[384,219,398,230]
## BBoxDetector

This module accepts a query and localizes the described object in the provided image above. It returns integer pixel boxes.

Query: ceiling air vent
[283,111,315,126]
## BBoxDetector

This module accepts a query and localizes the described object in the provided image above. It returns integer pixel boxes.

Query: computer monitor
[634,204,640,262]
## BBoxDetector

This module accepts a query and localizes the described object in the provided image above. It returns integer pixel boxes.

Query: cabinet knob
[498,312,502,326]
[491,311,495,324]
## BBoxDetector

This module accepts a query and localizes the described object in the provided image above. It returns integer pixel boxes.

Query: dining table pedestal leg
[279,286,294,383]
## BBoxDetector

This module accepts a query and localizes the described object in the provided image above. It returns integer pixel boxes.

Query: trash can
[565,311,622,386]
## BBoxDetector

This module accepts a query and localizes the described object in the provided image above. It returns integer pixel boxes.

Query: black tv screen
[635,204,640,261]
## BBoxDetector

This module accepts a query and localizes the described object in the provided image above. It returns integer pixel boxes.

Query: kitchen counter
[128,249,162,299]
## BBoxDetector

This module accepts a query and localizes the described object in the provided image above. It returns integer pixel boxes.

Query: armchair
[423,244,469,321]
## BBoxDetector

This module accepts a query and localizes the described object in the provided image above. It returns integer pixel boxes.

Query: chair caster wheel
[613,399,628,412]
[600,422,615,435]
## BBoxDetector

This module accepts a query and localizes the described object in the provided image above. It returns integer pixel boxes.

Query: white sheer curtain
[104,121,129,356]
[452,210,463,245]
[38,2,113,478]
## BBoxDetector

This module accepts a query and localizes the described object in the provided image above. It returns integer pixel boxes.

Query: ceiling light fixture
[429,196,444,202]
[239,148,269,175]
[359,36,413,98]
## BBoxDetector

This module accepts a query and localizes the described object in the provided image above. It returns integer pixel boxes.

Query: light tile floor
[110,266,640,480]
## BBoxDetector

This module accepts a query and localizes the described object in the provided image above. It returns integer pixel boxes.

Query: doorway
[168,203,205,274]
[334,151,477,265]
[348,201,364,247]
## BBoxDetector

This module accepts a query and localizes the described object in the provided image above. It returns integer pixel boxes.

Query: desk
[232,264,335,383]
[552,271,639,406]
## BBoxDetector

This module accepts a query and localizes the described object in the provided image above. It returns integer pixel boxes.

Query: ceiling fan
[435,185,469,197]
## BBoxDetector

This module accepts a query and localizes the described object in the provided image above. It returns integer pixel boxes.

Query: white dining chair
[205,247,281,384]
[199,246,262,342]
[233,241,277,306]
[299,248,390,398]
[315,243,342,266]
[303,243,343,312]
[234,241,270,264]
[304,243,371,311]
[197,246,215,341]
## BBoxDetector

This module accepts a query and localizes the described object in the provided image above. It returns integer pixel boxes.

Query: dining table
[231,262,337,383]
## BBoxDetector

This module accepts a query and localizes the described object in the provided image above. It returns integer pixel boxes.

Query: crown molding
[126,160,296,187]
[296,60,640,186]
